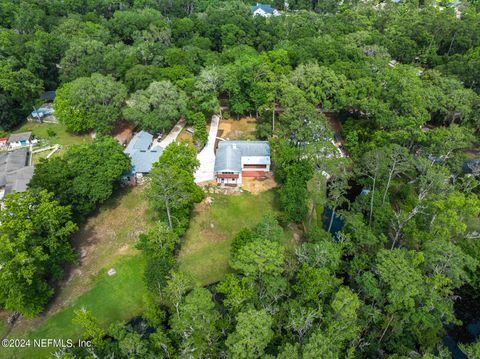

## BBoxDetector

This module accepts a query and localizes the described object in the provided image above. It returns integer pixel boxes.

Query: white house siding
[241,156,270,172]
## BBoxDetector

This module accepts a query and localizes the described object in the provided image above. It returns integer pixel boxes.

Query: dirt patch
[200,228,227,242]
[178,128,194,145]
[112,120,135,146]
[219,117,257,140]
[242,173,277,194]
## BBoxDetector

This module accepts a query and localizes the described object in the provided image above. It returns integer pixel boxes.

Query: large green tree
[0,190,77,317]
[124,80,187,134]
[29,137,131,218]
[54,73,127,134]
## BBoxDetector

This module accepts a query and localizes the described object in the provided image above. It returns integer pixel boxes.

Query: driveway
[194,114,220,183]
[153,118,186,148]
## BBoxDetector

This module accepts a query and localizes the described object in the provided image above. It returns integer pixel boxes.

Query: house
[250,3,280,17]
[8,132,37,149]
[29,102,58,124]
[214,141,270,186]
[0,138,8,150]
[463,159,480,175]
[40,91,56,102]
[123,131,164,184]
[0,148,34,199]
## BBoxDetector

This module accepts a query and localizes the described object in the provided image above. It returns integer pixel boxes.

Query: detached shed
[8,132,35,149]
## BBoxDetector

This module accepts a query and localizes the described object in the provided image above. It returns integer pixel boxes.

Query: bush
[47,128,57,138]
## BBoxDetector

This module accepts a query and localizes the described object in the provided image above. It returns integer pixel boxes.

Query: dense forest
[1,0,480,358]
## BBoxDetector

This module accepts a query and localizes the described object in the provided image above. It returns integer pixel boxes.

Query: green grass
[11,122,91,161]
[179,190,296,285]
[0,187,152,359]
[1,255,146,359]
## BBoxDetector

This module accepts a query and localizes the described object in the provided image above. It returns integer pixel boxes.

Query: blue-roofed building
[123,131,164,185]
[250,3,280,17]
[124,131,153,155]
[214,141,270,186]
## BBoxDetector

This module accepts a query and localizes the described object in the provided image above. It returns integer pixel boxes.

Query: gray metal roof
[124,131,164,175]
[124,131,153,155]
[0,148,33,194]
[130,146,164,174]
[214,141,270,172]
[40,91,56,102]
[9,132,32,143]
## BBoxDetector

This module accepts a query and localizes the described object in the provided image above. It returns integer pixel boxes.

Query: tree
[136,223,178,294]
[225,309,274,359]
[146,142,202,230]
[356,148,386,226]
[278,161,313,222]
[29,137,131,218]
[279,103,330,147]
[0,190,77,317]
[164,271,193,319]
[230,240,285,278]
[171,287,220,357]
[190,112,208,148]
[59,40,106,83]
[124,80,187,134]
[0,59,42,130]
[157,141,199,174]
[326,174,350,233]
[290,63,345,109]
[73,308,105,348]
[54,73,127,134]
[459,339,480,359]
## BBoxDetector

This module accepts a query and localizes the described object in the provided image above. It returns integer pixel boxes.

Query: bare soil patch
[242,173,277,194]
[219,117,257,140]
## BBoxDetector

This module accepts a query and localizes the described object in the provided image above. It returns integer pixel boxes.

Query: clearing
[1,187,153,359]
[242,173,278,194]
[218,116,256,140]
[11,122,91,163]
[178,190,297,285]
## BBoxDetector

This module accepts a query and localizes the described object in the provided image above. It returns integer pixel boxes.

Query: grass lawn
[11,122,91,162]
[178,190,297,285]
[0,187,153,359]
[1,255,146,359]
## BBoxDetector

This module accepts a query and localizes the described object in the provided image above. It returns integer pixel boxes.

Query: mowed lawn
[179,190,296,285]
[12,122,91,162]
[1,187,152,359]
[1,256,146,359]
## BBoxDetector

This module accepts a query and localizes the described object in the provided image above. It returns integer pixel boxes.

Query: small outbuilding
[8,132,36,149]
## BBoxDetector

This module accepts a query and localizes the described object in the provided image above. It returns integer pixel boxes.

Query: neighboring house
[0,148,34,199]
[40,91,56,103]
[8,132,37,149]
[123,131,164,185]
[29,103,58,124]
[463,159,480,175]
[250,3,280,17]
[214,141,270,186]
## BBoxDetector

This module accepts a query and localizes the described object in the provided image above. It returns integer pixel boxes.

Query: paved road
[154,118,186,148]
[194,114,220,183]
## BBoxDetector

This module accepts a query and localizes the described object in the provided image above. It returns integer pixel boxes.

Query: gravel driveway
[194,114,220,183]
